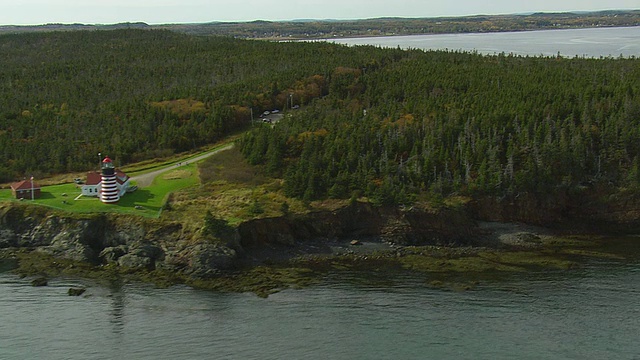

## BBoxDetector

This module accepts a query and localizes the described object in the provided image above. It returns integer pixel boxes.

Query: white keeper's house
[81,157,131,203]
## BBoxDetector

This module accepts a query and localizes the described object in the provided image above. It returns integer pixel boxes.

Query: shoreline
[1,193,639,297]
[1,219,634,297]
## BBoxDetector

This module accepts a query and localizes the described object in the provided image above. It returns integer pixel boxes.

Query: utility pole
[30,176,34,201]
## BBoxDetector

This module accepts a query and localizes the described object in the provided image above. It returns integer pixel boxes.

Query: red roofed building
[11,179,41,199]
[81,172,103,197]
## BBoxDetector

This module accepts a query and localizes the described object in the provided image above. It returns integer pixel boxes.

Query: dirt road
[131,143,234,188]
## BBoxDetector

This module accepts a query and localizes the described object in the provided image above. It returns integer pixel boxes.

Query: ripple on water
[1,257,639,360]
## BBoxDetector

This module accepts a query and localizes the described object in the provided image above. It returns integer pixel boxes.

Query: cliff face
[237,202,477,248]
[0,202,478,275]
[2,192,639,276]
[470,191,640,233]
[0,204,238,276]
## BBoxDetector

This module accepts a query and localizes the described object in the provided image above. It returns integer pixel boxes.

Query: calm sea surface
[330,26,640,58]
[1,247,640,360]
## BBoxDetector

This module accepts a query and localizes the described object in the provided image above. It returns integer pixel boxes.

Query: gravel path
[131,143,234,188]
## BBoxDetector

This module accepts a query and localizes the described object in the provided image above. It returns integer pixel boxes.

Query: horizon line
[1,8,637,27]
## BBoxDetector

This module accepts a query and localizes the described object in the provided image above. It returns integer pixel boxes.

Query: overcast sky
[1,0,638,25]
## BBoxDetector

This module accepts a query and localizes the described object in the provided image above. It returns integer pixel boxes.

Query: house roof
[85,172,101,186]
[116,170,130,184]
[11,180,41,191]
[84,170,129,186]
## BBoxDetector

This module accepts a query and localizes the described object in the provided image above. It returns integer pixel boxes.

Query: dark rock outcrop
[186,243,237,278]
[0,229,17,248]
[31,277,48,287]
[470,190,640,233]
[99,245,128,264]
[68,288,86,296]
[0,204,240,276]
[237,202,477,250]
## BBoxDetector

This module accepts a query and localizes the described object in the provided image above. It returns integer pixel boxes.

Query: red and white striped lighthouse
[100,157,119,204]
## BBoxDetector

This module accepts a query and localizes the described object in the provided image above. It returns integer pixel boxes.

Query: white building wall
[81,185,101,197]
[81,176,129,198]
[118,179,130,197]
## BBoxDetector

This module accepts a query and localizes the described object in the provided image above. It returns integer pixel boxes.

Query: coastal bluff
[1,191,640,277]
[0,202,476,277]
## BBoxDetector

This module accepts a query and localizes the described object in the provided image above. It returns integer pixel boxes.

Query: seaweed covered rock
[31,277,48,287]
[39,218,106,263]
[117,254,153,269]
[68,288,86,296]
[0,229,17,248]
[99,245,128,264]
[186,243,237,278]
[116,242,165,270]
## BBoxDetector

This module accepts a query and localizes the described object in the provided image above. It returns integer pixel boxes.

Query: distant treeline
[168,10,640,39]
[1,10,639,39]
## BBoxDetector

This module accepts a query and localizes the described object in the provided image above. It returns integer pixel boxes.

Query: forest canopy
[0,29,402,181]
[239,49,640,204]
[1,28,639,207]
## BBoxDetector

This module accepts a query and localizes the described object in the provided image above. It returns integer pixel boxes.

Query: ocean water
[1,251,639,360]
[330,26,640,58]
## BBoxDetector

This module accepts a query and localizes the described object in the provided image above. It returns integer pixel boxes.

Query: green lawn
[0,163,199,218]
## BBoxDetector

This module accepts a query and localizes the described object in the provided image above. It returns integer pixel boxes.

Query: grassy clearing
[162,146,325,227]
[0,137,334,223]
[0,163,199,218]
[0,138,240,218]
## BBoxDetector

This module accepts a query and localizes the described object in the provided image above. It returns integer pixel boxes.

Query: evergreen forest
[240,49,640,204]
[1,28,639,207]
[0,29,399,180]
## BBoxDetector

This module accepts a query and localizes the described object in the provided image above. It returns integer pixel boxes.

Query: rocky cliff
[470,190,640,233]
[0,202,479,276]
[2,191,639,278]
[238,202,476,248]
[0,204,239,277]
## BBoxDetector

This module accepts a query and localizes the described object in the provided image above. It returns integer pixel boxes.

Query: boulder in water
[31,277,48,287]
[68,288,86,296]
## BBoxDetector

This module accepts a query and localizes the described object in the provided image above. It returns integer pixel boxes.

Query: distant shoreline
[2,10,639,39]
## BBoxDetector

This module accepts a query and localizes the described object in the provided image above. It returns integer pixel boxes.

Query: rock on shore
[0,204,239,277]
[2,191,640,281]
